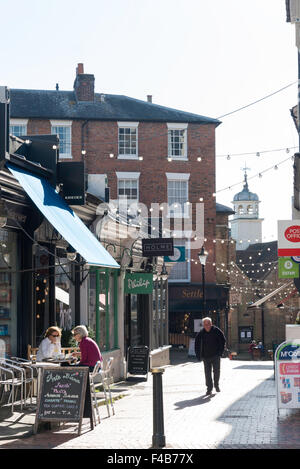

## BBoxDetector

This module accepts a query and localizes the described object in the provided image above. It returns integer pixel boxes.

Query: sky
[0,0,298,242]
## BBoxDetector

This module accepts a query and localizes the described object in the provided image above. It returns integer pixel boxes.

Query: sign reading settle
[124,273,153,294]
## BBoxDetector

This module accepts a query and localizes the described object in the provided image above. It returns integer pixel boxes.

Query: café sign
[124,273,153,294]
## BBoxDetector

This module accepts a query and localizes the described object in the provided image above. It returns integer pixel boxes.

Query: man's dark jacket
[194,325,226,362]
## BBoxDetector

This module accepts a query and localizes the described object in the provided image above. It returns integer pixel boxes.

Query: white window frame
[117,122,139,159]
[167,123,188,161]
[9,119,28,137]
[50,120,72,159]
[166,173,190,218]
[116,171,140,200]
[168,237,191,283]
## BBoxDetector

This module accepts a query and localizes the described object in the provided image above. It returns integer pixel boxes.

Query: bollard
[151,367,166,448]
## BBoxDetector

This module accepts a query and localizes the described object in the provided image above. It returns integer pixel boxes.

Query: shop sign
[164,246,185,263]
[275,341,300,411]
[124,273,153,294]
[142,238,174,257]
[278,257,299,279]
[57,161,86,206]
[278,220,300,256]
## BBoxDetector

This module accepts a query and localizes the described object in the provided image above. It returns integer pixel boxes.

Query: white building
[230,171,263,250]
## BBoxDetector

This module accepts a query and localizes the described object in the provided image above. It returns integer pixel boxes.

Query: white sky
[0,0,298,241]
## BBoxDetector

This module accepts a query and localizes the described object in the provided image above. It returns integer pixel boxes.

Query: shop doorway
[125,294,150,357]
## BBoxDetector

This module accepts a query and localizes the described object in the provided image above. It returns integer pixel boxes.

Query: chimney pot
[74,63,95,102]
[77,63,84,75]
[147,95,152,103]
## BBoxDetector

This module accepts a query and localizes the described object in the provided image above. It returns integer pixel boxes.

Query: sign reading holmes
[278,220,300,256]
[142,238,174,257]
[124,273,153,294]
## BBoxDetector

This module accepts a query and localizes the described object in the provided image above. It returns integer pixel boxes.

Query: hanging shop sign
[164,246,186,263]
[275,340,300,414]
[124,273,153,294]
[278,220,300,256]
[142,237,174,257]
[278,257,299,279]
[57,161,86,206]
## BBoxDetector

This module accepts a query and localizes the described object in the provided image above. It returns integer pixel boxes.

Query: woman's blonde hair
[45,326,62,338]
[72,325,88,338]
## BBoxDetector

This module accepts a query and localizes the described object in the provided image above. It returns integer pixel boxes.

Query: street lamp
[198,247,208,318]
[160,262,168,281]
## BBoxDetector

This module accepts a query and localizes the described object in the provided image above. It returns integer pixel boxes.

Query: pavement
[0,350,300,449]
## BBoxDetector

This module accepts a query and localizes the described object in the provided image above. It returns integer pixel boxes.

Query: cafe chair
[6,358,34,406]
[89,361,102,426]
[99,357,115,417]
[0,360,24,411]
[0,365,16,412]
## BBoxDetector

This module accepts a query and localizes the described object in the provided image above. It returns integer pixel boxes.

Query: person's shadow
[174,393,216,410]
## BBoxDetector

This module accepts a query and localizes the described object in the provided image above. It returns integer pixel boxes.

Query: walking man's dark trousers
[195,325,226,393]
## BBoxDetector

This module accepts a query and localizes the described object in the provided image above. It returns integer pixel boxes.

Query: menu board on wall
[275,341,300,412]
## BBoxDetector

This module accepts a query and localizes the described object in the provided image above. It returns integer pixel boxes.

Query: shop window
[88,268,118,352]
[0,230,18,357]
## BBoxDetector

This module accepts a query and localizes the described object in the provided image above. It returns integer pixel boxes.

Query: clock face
[169,247,181,262]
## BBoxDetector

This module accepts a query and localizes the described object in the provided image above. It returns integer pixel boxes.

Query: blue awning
[7,163,119,269]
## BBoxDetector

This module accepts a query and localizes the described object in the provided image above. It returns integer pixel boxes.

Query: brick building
[10,63,226,357]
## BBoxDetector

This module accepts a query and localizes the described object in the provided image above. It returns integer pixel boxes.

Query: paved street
[0,352,299,449]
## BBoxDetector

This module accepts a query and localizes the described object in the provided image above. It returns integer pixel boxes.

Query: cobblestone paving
[0,356,299,449]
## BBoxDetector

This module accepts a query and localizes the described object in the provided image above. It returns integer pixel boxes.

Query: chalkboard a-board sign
[34,367,90,435]
[127,346,150,377]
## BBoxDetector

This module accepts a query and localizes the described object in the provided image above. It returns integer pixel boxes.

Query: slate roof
[216,202,235,214]
[236,241,277,281]
[10,89,221,125]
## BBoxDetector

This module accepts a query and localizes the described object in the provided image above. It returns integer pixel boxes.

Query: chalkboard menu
[34,367,89,435]
[127,346,150,376]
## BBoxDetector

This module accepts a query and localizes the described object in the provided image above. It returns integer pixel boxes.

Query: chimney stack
[147,95,152,103]
[74,63,95,102]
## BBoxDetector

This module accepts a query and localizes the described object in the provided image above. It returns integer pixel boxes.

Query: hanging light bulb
[227,155,231,160]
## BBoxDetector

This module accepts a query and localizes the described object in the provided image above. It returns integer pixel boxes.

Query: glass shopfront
[0,230,18,357]
[88,268,118,352]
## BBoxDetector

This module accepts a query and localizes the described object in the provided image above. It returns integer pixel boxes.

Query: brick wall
[25,118,218,283]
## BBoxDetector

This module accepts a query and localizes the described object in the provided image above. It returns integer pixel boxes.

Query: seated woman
[71,325,103,372]
[36,326,62,361]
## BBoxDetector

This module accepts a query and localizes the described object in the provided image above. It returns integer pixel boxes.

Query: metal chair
[5,358,34,406]
[0,361,24,411]
[99,357,115,417]
[89,360,103,426]
[0,365,15,412]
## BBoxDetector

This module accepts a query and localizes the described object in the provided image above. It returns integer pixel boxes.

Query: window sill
[117,155,139,160]
[59,154,73,159]
[167,157,188,161]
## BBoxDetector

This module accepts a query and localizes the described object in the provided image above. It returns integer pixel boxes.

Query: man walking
[194,317,226,395]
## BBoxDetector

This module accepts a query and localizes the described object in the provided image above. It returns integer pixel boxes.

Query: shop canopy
[7,163,119,269]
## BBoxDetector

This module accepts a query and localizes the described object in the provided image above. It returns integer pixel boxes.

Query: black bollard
[151,367,166,448]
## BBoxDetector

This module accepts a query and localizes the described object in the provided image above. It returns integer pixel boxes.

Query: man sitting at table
[36,326,62,361]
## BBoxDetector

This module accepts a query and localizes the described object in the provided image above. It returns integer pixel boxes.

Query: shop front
[0,160,119,359]
[168,283,229,348]
[124,271,170,368]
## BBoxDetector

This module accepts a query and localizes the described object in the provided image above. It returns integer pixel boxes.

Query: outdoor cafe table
[29,361,61,397]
